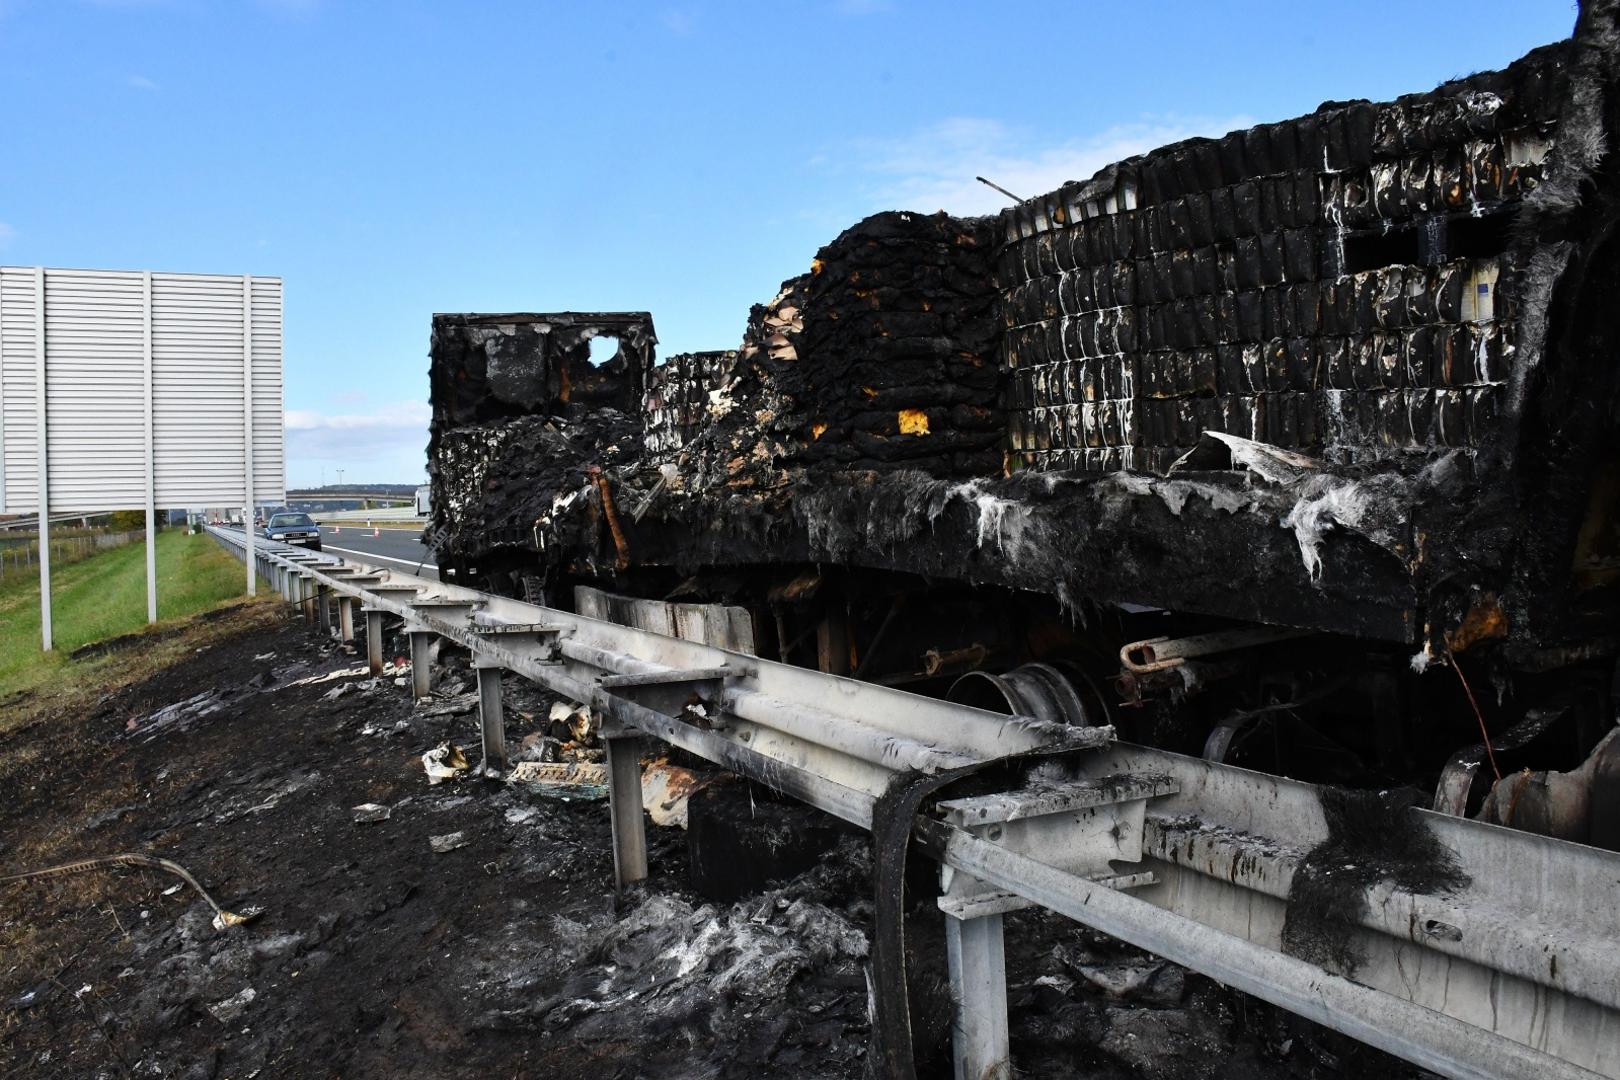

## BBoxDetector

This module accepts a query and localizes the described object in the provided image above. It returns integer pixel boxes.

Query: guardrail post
[605,734,648,891]
[298,574,314,623]
[365,610,385,674]
[474,660,507,774]
[944,907,1011,1080]
[337,595,355,642]
[409,629,433,699]
[316,585,331,633]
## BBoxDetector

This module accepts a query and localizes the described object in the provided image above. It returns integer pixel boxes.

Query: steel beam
[606,734,648,891]
[241,277,255,599]
[943,908,1010,1080]
[337,595,355,642]
[35,266,50,651]
[142,270,157,624]
[409,630,433,699]
[475,661,507,774]
[366,610,385,674]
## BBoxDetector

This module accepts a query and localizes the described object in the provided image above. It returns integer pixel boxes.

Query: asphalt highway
[316,524,440,580]
[219,522,440,581]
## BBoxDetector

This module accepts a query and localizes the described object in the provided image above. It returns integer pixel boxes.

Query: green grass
[0,530,249,700]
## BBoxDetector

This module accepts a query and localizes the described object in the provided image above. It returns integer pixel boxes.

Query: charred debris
[428,8,1620,847]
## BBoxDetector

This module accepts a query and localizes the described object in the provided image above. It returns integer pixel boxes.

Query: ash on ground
[1,609,1418,1079]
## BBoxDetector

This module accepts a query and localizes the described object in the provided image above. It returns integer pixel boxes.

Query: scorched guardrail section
[207,525,1620,1080]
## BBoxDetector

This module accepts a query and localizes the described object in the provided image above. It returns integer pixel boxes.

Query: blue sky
[0,0,1577,486]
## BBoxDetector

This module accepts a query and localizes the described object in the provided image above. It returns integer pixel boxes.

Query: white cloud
[0,222,14,250]
[660,7,696,34]
[285,399,428,434]
[285,400,430,482]
[127,74,158,91]
[843,113,1257,217]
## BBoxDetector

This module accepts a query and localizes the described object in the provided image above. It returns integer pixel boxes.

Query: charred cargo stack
[426,313,656,585]
[738,211,1003,478]
[1000,44,1566,475]
[427,8,1619,664]
[430,311,655,423]
[643,350,740,454]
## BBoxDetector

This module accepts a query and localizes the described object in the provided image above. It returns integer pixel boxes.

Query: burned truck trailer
[428,12,1620,844]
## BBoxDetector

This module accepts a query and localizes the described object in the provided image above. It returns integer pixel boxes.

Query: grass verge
[0,530,272,729]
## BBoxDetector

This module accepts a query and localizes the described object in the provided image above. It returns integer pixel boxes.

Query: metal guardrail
[208,525,1620,1080]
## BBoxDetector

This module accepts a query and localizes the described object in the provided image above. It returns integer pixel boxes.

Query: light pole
[336,468,345,489]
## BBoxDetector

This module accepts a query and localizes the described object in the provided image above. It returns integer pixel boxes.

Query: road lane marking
[321,543,440,571]
[321,526,425,534]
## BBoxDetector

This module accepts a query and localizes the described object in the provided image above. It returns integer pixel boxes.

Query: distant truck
[415,485,431,516]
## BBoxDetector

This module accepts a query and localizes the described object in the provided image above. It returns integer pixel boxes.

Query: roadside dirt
[0,608,1420,1079]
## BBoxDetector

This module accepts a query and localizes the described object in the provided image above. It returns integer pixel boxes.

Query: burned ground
[1,607,1421,1079]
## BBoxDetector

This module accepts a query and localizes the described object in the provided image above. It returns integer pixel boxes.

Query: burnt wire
[1447,650,1502,782]
[0,853,263,930]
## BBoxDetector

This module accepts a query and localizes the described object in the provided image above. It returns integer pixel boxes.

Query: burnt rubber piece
[868,764,987,1080]
[867,746,1075,1080]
